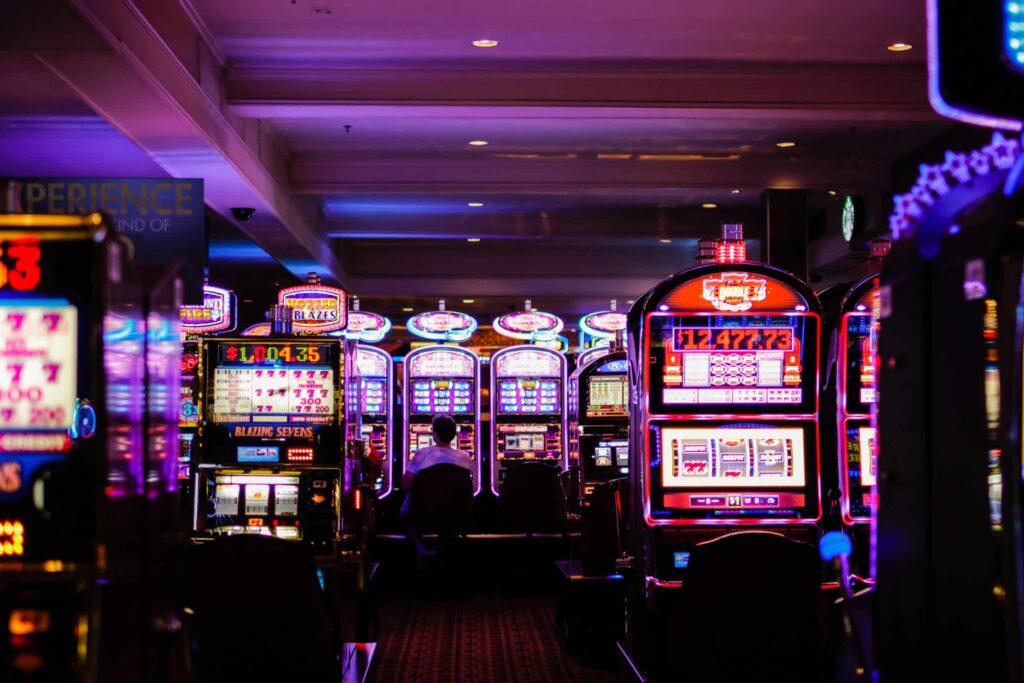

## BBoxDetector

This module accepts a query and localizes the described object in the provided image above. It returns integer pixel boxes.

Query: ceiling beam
[227,63,935,121]
[40,0,346,285]
[292,156,889,194]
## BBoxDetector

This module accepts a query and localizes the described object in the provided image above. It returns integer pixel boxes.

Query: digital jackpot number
[0,239,42,292]
[222,344,323,364]
[673,327,793,352]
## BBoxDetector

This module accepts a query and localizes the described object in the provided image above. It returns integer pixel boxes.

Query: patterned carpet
[375,588,619,683]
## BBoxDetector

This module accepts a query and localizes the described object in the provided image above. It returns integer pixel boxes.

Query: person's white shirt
[407,445,472,474]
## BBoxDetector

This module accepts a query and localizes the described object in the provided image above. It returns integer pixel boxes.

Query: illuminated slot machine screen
[409,378,474,415]
[586,373,627,418]
[646,314,818,415]
[593,439,629,468]
[843,312,877,414]
[649,423,820,521]
[495,377,561,415]
[843,420,877,520]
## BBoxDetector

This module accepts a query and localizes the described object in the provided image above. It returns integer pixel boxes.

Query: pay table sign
[0,304,77,434]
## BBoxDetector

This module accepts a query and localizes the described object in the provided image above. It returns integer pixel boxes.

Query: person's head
[431,414,458,446]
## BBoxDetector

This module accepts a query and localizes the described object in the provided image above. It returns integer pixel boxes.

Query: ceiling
[0,0,951,321]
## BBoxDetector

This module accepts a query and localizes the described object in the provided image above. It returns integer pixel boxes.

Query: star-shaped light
[941,150,971,184]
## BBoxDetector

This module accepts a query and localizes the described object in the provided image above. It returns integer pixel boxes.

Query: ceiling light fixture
[468,202,484,207]
[828,190,837,196]
[887,42,913,52]
[731,189,741,195]
[466,238,481,243]
[776,141,796,148]
[469,140,488,146]
[659,239,672,243]
[402,307,414,312]
[702,203,718,209]
[472,39,499,48]
[462,299,475,304]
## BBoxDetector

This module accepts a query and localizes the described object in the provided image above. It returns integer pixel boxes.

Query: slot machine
[568,350,629,500]
[0,214,185,681]
[489,345,569,494]
[832,277,879,579]
[402,345,481,494]
[874,128,1024,680]
[178,282,237,521]
[356,345,393,497]
[622,262,823,679]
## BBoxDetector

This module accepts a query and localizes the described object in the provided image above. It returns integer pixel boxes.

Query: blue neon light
[1008,2,1024,71]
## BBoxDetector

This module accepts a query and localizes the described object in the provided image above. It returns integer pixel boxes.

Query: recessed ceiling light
[702,203,718,209]
[627,300,634,305]
[776,141,796,148]
[659,239,672,243]
[466,237,481,243]
[402,307,414,312]
[472,39,499,48]
[468,202,484,207]
[887,42,912,52]
[828,190,837,196]
[469,140,488,146]
[730,189,741,195]
[462,299,475,304]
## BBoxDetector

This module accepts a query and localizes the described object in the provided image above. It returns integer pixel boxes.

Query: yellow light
[466,238,481,243]
[702,203,718,209]
[402,307,414,312]
[9,610,50,636]
[828,190,837,196]
[462,299,475,303]
[887,42,913,52]
[776,141,796,148]
[472,39,499,48]
[43,560,63,572]
[468,202,484,207]
[659,239,672,244]
[468,140,489,146]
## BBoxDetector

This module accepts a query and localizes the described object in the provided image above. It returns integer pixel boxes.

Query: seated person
[398,414,472,567]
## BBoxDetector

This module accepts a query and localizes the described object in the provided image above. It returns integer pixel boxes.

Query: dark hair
[431,414,458,444]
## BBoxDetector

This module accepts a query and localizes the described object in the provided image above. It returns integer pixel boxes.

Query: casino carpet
[375,588,618,683]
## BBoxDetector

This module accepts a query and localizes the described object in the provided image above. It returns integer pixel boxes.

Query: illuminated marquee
[580,311,627,340]
[180,284,236,336]
[357,348,389,377]
[495,348,562,378]
[407,310,478,342]
[337,310,391,343]
[701,273,767,312]
[278,284,347,334]
[493,311,564,342]
[408,349,475,377]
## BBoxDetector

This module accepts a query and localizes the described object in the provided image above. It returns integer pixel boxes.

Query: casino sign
[493,310,564,342]
[278,284,347,334]
[334,310,391,343]
[180,284,236,337]
[701,272,767,312]
[580,310,627,341]
[407,310,478,342]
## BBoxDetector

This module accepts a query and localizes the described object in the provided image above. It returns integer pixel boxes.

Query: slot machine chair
[183,535,335,683]
[667,531,827,683]
[406,464,474,542]
[496,460,568,535]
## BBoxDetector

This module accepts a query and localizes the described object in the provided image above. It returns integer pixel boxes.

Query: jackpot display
[356,346,394,497]
[490,346,568,494]
[402,346,481,494]
[194,338,351,551]
[569,351,630,499]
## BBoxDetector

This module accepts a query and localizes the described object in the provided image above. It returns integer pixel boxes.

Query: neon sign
[241,323,271,337]
[0,239,41,292]
[407,310,478,342]
[701,273,768,312]
[493,311,564,342]
[180,284,237,336]
[277,284,347,334]
[336,310,391,343]
[580,311,626,341]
